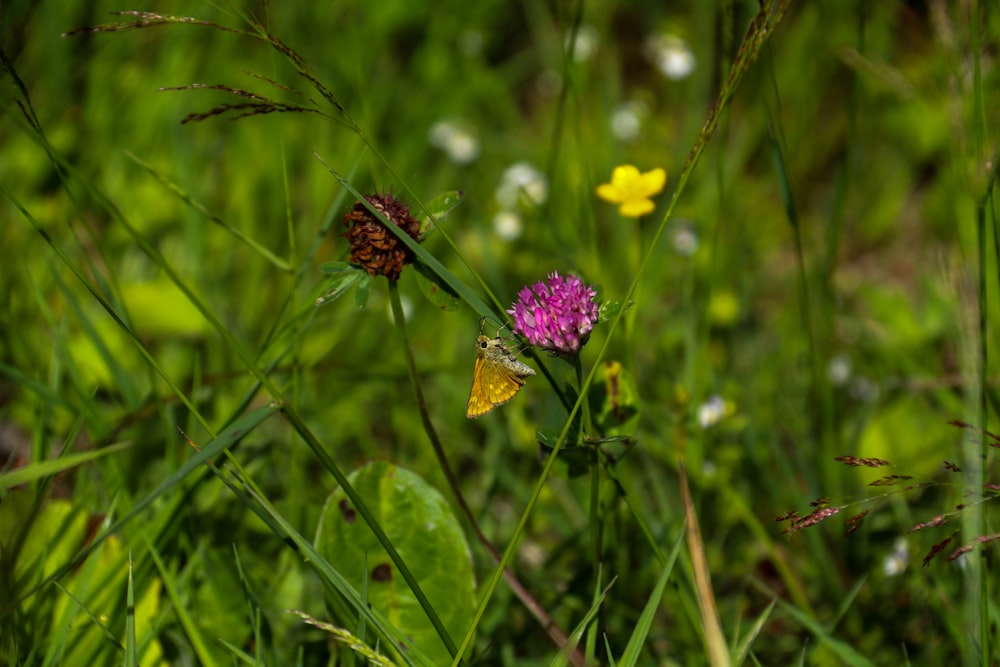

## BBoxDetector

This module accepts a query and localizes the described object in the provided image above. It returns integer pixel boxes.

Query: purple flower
[507,272,599,355]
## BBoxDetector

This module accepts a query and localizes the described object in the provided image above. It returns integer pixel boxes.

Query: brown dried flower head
[343,193,421,281]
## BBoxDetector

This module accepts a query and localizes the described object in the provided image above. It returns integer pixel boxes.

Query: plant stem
[387,281,584,667]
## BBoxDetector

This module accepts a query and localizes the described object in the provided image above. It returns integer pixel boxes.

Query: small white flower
[671,223,699,257]
[849,377,878,402]
[492,210,523,241]
[428,121,480,164]
[496,162,548,208]
[444,130,479,164]
[697,394,727,429]
[428,121,455,148]
[883,537,909,576]
[610,101,645,142]
[645,34,696,80]
[827,354,853,386]
[566,25,599,62]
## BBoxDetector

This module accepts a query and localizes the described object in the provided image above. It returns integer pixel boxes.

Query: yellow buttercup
[466,323,535,419]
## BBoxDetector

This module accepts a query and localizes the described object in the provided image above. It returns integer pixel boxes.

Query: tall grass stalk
[451,2,792,662]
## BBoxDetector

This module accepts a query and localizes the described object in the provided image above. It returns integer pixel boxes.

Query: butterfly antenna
[479,314,511,337]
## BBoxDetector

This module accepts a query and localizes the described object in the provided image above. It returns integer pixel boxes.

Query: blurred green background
[1,1,998,665]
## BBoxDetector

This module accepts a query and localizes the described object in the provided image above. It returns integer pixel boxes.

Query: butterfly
[466,322,536,419]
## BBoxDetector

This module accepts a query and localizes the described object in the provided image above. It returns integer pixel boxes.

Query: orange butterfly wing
[466,352,525,418]
[466,354,491,418]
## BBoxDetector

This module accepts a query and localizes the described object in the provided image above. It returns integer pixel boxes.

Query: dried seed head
[343,193,421,281]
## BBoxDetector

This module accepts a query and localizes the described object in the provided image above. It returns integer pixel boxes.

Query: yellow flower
[596,165,667,218]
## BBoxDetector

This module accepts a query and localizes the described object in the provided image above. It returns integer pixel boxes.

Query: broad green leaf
[315,461,475,666]
[415,263,460,312]
[242,483,436,667]
[316,267,367,307]
[418,190,464,235]
[597,299,633,323]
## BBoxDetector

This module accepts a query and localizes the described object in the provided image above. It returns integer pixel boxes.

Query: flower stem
[452,5,794,661]
[572,353,593,437]
[575,352,603,660]
[386,281,584,666]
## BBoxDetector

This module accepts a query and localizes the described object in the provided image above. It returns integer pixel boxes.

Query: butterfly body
[466,334,535,418]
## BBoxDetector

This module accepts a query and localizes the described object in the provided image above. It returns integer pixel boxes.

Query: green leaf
[354,272,372,308]
[316,267,367,307]
[582,434,634,463]
[418,190,464,235]
[0,494,166,667]
[315,461,475,666]
[20,406,279,601]
[535,427,561,449]
[124,556,136,667]
[319,260,361,274]
[0,442,132,493]
[415,263,460,312]
[588,361,640,437]
[243,483,436,667]
[617,528,685,667]
[598,299,633,324]
[536,428,591,478]
[732,599,776,666]
[0,492,88,588]
[148,540,218,667]
[548,573,614,667]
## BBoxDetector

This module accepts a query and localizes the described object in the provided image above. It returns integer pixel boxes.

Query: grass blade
[732,599,776,666]
[125,150,292,272]
[617,527,685,667]
[123,554,136,667]
[0,442,132,493]
[680,466,730,667]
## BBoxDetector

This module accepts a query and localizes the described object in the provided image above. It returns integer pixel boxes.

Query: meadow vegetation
[1,1,998,665]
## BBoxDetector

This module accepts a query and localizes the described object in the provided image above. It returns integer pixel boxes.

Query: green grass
[2,1,999,665]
